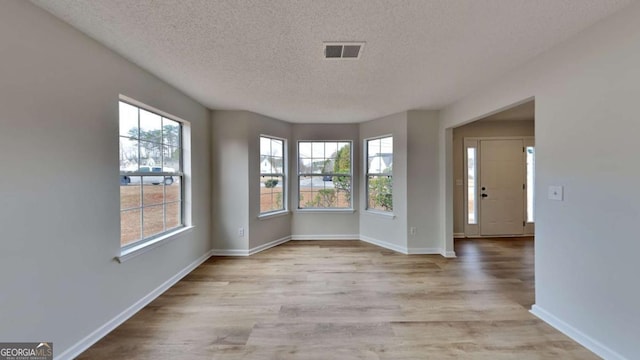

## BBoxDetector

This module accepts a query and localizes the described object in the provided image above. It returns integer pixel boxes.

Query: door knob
[481,193,488,198]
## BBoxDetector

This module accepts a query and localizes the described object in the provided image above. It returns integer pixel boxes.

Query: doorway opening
[452,100,535,238]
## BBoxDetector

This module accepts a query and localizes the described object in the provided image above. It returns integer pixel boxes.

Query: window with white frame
[366,136,393,212]
[298,141,352,209]
[119,100,184,248]
[526,145,535,223]
[466,146,477,224]
[260,136,286,214]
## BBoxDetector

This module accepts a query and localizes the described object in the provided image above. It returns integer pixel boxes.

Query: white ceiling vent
[324,42,365,60]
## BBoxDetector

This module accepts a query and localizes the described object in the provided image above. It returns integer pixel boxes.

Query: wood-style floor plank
[77,238,599,359]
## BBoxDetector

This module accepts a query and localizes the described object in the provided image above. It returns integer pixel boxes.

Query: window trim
[365,135,394,214]
[297,140,353,210]
[295,208,357,214]
[363,209,396,219]
[116,226,194,263]
[465,145,478,225]
[117,94,191,259]
[258,210,291,220]
[259,135,287,215]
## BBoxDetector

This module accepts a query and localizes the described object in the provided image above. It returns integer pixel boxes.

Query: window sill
[296,209,356,214]
[364,210,396,219]
[116,226,194,263]
[258,210,290,220]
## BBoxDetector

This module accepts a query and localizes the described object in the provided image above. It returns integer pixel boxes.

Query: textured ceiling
[31,0,631,123]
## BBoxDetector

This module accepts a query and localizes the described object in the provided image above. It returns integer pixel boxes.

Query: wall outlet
[409,227,417,235]
[238,227,245,237]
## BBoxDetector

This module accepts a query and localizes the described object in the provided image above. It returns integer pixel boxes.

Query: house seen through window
[119,100,184,247]
[298,141,352,209]
[366,136,393,212]
[260,136,286,214]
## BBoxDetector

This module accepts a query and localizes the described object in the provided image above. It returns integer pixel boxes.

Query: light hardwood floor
[78,238,598,359]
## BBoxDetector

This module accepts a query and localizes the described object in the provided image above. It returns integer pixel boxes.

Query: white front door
[479,139,525,235]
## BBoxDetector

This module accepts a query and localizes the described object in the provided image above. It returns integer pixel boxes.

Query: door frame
[463,136,535,237]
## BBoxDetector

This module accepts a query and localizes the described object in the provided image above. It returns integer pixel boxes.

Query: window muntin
[366,136,393,212]
[260,136,286,214]
[119,100,183,248]
[298,141,352,209]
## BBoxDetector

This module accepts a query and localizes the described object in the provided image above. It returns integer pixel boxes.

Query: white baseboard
[213,235,456,259]
[211,248,249,256]
[292,236,455,259]
[453,232,465,238]
[464,234,533,238]
[248,236,291,255]
[57,250,213,360]
[359,235,407,254]
[530,305,627,360]
[291,234,360,241]
[406,248,456,257]
[212,236,292,256]
[406,247,441,255]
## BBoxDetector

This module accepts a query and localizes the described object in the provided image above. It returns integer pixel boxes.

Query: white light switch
[548,185,563,201]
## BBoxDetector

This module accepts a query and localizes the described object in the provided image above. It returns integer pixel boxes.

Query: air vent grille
[324,42,365,59]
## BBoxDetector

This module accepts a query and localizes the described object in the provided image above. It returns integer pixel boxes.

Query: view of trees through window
[260,136,285,213]
[298,141,352,209]
[119,101,183,247]
[366,136,393,211]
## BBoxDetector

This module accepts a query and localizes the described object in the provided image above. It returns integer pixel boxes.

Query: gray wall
[0,0,211,355]
[356,110,442,254]
[211,112,445,255]
[452,120,535,234]
[440,2,640,358]
[211,111,250,251]
[247,112,293,248]
[291,124,360,238]
[359,112,408,251]
[211,110,293,252]
[9,0,636,357]
[407,111,441,252]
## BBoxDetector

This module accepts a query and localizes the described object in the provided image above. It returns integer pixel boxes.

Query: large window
[119,100,183,248]
[366,136,393,212]
[260,136,286,214]
[298,141,352,209]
